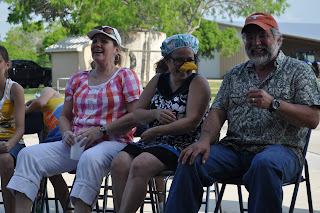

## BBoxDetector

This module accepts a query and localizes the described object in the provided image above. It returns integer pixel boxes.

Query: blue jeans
[165,144,300,213]
[0,142,25,164]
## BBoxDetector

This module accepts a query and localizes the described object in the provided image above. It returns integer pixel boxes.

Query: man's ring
[252,98,255,103]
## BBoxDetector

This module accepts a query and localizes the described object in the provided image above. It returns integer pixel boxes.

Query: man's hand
[178,140,210,165]
[246,89,274,109]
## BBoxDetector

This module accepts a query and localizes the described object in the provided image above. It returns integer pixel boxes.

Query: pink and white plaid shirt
[65,67,143,145]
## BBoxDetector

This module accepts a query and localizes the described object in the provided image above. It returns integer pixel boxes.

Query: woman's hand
[0,141,13,153]
[75,127,102,148]
[140,127,161,142]
[154,109,175,124]
[62,131,75,147]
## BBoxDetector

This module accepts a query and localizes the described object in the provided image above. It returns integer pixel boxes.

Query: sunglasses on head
[93,26,119,44]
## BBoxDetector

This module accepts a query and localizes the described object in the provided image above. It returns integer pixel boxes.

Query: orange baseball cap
[242,12,279,33]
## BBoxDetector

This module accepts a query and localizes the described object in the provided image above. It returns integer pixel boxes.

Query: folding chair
[63,171,111,213]
[0,189,3,208]
[99,171,114,213]
[143,170,221,213]
[24,112,60,213]
[213,129,313,213]
[32,177,60,213]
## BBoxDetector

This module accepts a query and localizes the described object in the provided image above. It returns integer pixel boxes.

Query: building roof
[45,35,91,53]
[217,20,320,42]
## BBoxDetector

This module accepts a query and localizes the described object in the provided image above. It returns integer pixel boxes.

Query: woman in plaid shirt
[8,26,143,213]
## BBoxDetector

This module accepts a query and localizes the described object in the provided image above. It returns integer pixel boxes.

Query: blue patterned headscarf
[160,34,199,56]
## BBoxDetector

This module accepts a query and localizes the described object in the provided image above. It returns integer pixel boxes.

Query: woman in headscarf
[111,34,212,213]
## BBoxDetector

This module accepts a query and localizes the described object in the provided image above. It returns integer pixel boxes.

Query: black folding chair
[213,129,313,213]
[63,170,111,213]
[143,170,221,213]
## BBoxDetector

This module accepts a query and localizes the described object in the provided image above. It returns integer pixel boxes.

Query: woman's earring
[115,54,120,62]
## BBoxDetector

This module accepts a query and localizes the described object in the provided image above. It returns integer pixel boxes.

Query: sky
[1,0,320,39]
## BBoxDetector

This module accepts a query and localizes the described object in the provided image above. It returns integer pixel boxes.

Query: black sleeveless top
[136,73,209,154]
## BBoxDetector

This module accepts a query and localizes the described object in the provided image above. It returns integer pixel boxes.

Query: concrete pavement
[0,123,319,212]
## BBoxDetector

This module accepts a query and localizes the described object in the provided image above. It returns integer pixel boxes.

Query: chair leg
[214,183,226,213]
[31,177,48,213]
[204,186,210,213]
[54,189,60,213]
[213,183,222,213]
[102,173,115,213]
[95,200,101,213]
[304,161,313,213]
[139,202,144,213]
[289,174,303,213]
[44,189,50,213]
[63,175,76,213]
[162,174,174,213]
[148,180,158,213]
[237,184,245,213]
[102,175,108,213]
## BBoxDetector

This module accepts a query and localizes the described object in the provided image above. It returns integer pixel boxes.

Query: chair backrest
[292,129,311,182]
[301,129,312,162]
[286,129,313,213]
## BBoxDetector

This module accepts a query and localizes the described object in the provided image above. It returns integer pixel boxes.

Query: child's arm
[5,83,25,152]
[25,87,58,114]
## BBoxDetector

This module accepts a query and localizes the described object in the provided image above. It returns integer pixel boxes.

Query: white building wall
[52,52,79,88]
[198,51,220,79]
[123,30,166,86]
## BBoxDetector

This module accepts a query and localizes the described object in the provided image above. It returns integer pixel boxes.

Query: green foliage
[42,22,68,49]
[2,0,289,60]
[0,23,50,66]
[209,0,289,21]
[1,26,42,60]
[193,19,242,59]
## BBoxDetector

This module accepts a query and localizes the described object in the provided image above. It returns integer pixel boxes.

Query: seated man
[25,87,70,212]
[165,12,320,213]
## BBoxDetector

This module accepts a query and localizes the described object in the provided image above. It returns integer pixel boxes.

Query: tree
[193,19,241,59]
[0,23,45,61]
[2,0,289,58]
[42,21,68,49]
[0,22,57,66]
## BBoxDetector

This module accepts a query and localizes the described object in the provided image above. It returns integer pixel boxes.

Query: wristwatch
[269,98,280,112]
[99,125,107,135]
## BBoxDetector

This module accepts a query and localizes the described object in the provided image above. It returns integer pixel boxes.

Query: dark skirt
[122,143,179,171]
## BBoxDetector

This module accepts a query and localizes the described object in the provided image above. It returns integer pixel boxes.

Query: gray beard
[246,42,279,66]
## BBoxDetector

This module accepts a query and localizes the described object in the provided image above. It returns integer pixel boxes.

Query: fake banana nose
[179,62,198,71]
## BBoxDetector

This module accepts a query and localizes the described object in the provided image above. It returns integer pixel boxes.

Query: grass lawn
[23,80,223,102]
[24,85,44,102]
[208,79,222,102]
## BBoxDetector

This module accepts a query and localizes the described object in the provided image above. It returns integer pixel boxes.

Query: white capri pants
[7,140,126,206]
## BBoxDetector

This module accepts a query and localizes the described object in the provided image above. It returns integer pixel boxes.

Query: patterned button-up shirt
[211,51,320,161]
